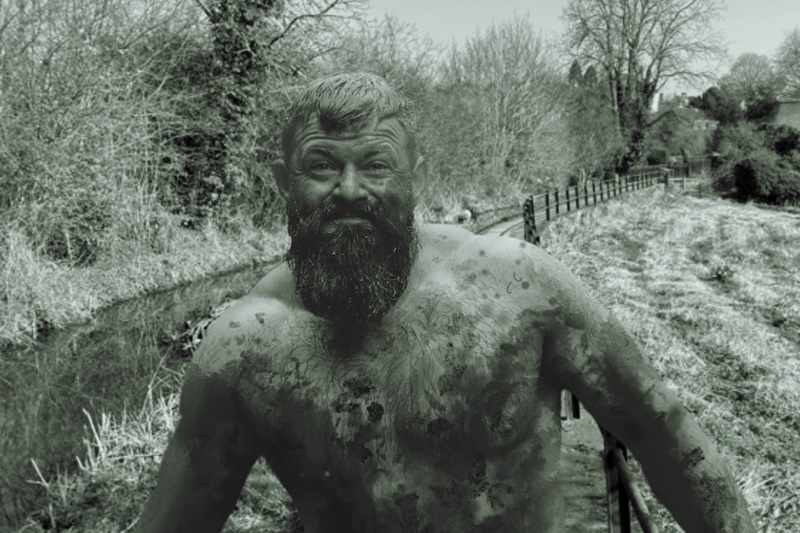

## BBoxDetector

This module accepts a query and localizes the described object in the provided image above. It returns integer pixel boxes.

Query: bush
[646,149,670,165]
[758,123,800,157]
[732,150,800,204]
[711,123,788,194]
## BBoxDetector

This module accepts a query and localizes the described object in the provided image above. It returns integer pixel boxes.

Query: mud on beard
[286,200,418,354]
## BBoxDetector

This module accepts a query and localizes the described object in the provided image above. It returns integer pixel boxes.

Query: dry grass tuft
[14,367,298,533]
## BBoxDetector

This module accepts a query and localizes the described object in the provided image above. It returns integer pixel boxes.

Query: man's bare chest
[239,289,553,465]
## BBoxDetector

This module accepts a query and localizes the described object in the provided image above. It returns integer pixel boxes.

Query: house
[774,100,800,130]
[654,92,718,131]
[651,105,718,132]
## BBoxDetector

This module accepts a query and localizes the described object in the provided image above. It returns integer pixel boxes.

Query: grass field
[11,187,800,532]
[543,188,800,532]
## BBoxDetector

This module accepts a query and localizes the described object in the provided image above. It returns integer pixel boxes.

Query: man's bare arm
[536,256,757,532]
[137,346,260,532]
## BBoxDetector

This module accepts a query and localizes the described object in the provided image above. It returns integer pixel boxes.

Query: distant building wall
[775,101,800,130]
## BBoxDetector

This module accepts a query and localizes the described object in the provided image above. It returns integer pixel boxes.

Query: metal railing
[523,166,668,244]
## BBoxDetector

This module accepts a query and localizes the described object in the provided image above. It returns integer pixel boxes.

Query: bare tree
[774,28,800,99]
[563,0,726,170]
[722,53,781,102]
[317,13,441,104]
[718,52,782,122]
[436,17,570,188]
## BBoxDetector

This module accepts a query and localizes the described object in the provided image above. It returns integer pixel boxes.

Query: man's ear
[411,156,427,190]
[271,161,290,196]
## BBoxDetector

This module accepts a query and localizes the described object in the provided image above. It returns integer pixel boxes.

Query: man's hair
[281,72,418,162]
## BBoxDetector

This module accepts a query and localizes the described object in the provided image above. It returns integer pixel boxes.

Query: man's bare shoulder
[192,284,296,377]
[421,224,605,333]
[248,261,297,304]
[419,223,562,278]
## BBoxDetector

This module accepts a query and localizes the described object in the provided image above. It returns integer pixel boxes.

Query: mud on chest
[264,320,542,471]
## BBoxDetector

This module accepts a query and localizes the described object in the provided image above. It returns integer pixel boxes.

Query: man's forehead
[292,114,408,150]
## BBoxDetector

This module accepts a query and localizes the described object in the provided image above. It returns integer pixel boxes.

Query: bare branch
[192,0,213,19]
[268,0,341,48]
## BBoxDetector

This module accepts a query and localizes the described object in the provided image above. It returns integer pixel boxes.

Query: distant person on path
[137,72,757,532]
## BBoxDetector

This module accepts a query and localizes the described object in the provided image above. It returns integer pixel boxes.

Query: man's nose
[334,164,368,202]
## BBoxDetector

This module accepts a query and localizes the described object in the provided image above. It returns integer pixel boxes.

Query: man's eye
[309,161,336,173]
[365,161,390,172]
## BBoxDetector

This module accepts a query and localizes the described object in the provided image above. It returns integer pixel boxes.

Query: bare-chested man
[137,72,756,532]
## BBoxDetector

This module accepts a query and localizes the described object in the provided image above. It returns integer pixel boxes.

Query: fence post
[554,189,560,215]
[585,182,589,206]
[575,185,580,209]
[523,195,539,244]
[592,181,597,204]
[545,191,551,221]
[603,430,632,533]
[565,187,571,212]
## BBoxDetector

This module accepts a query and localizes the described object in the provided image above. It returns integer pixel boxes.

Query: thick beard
[286,197,418,352]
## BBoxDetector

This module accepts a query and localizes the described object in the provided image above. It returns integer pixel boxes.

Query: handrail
[523,165,670,244]
[612,448,659,533]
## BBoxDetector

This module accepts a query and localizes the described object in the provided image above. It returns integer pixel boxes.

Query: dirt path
[560,415,633,532]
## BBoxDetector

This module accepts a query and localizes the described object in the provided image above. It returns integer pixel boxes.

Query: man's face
[281,115,421,340]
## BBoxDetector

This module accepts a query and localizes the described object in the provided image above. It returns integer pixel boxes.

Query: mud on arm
[538,263,757,533]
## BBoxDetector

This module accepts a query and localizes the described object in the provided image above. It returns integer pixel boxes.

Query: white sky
[366,0,800,92]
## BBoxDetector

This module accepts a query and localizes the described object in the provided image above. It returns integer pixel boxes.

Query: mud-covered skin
[204,225,564,532]
[136,224,757,533]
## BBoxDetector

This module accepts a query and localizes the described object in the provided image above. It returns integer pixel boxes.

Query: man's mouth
[334,216,370,224]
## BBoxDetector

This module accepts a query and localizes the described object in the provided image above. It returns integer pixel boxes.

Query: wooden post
[554,189,560,215]
[545,191,551,221]
[600,181,604,201]
[523,195,538,244]
[561,391,580,420]
[565,187,571,211]
[592,181,597,204]
[575,186,580,209]
[612,449,661,533]
[602,430,632,533]
[585,182,589,206]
